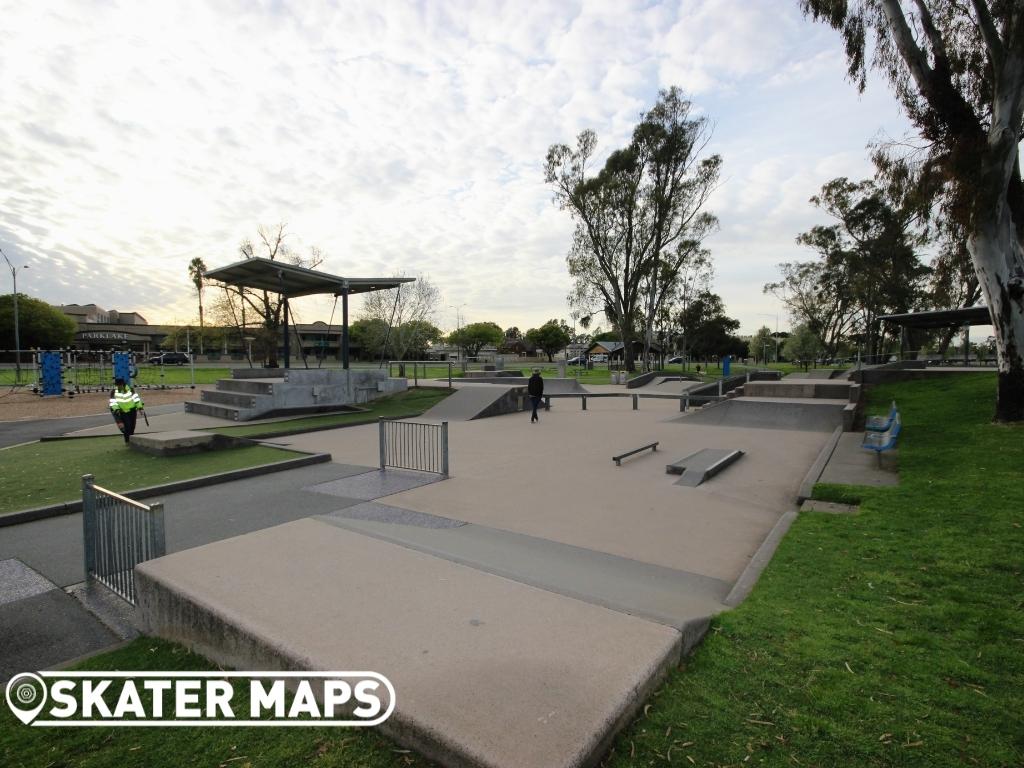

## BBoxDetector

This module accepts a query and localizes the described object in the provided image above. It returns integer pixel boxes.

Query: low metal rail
[379,418,450,476]
[81,474,165,604]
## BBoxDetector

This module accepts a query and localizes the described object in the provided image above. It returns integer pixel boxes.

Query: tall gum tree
[802,0,1024,420]
[545,87,721,372]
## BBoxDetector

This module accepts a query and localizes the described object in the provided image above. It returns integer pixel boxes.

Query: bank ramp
[676,398,847,432]
[419,384,525,421]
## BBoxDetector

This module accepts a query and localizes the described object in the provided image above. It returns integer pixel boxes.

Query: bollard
[718,379,723,396]
[544,395,551,411]
[582,395,587,411]
[684,392,690,411]
[632,394,638,410]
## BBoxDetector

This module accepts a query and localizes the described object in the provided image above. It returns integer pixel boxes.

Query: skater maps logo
[5,671,395,727]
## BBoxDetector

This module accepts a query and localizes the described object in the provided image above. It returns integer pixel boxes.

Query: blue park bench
[862,408,901,466]
[866,400,898,432]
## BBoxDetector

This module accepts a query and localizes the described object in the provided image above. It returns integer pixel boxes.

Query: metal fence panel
[82,474,166,604]
[378,419,449,476]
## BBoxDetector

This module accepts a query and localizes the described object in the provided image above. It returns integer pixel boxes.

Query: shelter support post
[341,282,350,370]
[283,297,290,369]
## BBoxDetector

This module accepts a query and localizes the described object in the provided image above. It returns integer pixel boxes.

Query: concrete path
[819,432,899,486]
[0,403,185,448]
[0,559,119,684]
[0,462,374,588]
[137,519,683,768]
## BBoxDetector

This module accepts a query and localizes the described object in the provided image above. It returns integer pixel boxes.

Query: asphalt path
[0,403,185,448]
[0,462,373,588]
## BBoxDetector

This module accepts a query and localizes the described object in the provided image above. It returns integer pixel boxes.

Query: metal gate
[81,474,166,604]
[378,419,449,476]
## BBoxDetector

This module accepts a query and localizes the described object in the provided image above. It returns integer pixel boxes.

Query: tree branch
[969,0,1004,67]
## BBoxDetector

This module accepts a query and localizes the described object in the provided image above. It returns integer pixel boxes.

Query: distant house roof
[589,340,662,355]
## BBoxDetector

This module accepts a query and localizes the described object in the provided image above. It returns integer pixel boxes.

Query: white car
[591,354,608,363]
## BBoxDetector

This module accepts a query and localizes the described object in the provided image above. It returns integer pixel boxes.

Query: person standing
[109,377,144,445]
[528,367,544,423]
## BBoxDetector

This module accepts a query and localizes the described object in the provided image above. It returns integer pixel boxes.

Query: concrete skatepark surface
[3,385,860,767]
[128,393,840,767]
[677,397,848,432]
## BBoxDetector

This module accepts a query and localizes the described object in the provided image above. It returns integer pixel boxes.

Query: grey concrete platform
[818,432,899,486]
[136,519,683,768]
[675,397,846,432]
[0,559,119,684]
[306,468,444,500]
[666,448,744,487]
[418,383,523,421]
[318,506,729,633]
[129,429,219,455]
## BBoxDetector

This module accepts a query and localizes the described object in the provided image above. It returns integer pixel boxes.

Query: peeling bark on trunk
[969,199,1024,421]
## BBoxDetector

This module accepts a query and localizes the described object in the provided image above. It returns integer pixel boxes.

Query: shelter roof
[877,306,991,329]
[203,257,414,298]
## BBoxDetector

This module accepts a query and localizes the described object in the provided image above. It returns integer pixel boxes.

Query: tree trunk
[969,199,1024,421]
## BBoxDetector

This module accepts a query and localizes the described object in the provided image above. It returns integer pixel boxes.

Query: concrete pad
[818,432,899,486]
[136,519,682,768]
[306,468,444,501]
[800,500,860,515]
[129,429,217,456]
[0,558,55,606]
[318,508,729,632]
[277,399,826,584]
[0,561,119,684]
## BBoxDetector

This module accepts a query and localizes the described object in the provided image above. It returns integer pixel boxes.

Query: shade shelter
[203,257,414,368]
[877,306,992,364]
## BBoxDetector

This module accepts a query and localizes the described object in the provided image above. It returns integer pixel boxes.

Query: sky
[0,0,916,337]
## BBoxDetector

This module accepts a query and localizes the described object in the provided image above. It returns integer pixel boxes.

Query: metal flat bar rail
[613,442,659,466]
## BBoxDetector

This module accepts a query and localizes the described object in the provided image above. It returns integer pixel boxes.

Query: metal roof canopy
[877,306,992,329]
[203,257,414,298]
[203,257,415,370]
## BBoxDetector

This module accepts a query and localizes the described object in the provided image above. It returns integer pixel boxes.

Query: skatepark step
[183,400,254,421]
[215,378,276,395]
[200,390,262,408]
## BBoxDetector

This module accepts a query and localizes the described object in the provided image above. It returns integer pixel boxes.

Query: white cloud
[0,0,913,337]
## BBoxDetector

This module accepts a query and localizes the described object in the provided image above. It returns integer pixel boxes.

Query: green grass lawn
[0,638,432,768]
[206,387,452,438]
[604,372,1023,767]
[0,438,299,515]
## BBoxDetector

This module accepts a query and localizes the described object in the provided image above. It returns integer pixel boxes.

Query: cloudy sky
[0,0,914,336]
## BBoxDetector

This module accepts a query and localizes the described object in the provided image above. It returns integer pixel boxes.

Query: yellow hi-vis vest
[109,386,143,413]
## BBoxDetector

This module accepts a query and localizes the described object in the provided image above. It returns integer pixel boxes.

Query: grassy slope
[605,373,1023,767]
[0,438,296,515]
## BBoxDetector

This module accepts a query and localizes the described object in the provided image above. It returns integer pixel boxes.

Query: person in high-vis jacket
[109,377,144,444]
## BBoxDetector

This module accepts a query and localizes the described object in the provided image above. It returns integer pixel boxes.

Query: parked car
[591,353,608,363]
[567,355,588,365]
[667,356,684,364]
[148,352,190,365]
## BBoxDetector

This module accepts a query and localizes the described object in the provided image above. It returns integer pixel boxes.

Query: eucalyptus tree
[802,0,1024,419]
[545,87,721,371]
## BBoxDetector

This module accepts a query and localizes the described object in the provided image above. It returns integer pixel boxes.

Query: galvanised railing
[378,418,449,476]
[81,474,166,605]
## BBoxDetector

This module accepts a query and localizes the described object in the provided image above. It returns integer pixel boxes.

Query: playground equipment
[2,349,193,397]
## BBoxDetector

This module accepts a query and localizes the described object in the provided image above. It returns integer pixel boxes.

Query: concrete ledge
[0,450,331,528]
[796,426,843,504]
[135,520,685,768]
[800,500,859,515]
[723,509,798,608]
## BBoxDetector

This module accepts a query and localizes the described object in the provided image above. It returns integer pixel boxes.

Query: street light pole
[448,303,466,359]
[1,248,28,384]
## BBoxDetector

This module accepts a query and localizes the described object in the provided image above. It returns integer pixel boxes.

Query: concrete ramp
[419,384,524,421]
[455,376,589,394]
[666,448,744,487]
[676,398,846,432]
